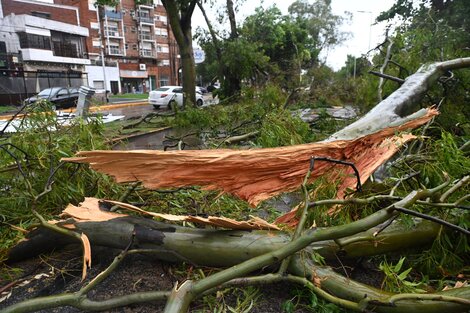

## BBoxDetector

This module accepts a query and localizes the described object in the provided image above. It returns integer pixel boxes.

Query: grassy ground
[110,93,149,99]
[0,105,18,114]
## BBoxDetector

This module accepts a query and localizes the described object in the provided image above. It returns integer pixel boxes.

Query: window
[131,27,137,33]
[57,88,69,96]
[125,43,129,50]
[156,44,169,53]
[18,33,51,50]
[132,44,137,50]
[155,14,166,23]
[93,80,104,89]
[155,27,167,37]
[159,75,169,86]
[124,26,127,33]
[92,39,101,47]
[31,11,51,19]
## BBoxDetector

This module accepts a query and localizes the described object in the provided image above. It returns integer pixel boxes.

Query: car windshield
[156,87,170,92]
[37,88,61,96]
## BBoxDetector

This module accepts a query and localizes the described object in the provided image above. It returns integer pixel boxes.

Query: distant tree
[288,0,350,65]
[338,55,370,78]
[241,6,313,88]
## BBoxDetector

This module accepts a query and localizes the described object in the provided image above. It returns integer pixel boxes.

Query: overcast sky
[192,0,396,70]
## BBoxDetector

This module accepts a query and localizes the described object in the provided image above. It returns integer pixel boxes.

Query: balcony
[140,32,154,41]
[138,15,154,24]
[52,42,82,58]
[140,49,154,57]
[105,29,123,38]
[137,1,154,9]
[108,47,124,55]
[104,10,123,20]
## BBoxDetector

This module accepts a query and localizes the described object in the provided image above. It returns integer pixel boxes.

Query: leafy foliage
[257,109,313,148]
[0,101,122,261]
[196,1,349,94]
[282,287,345,313]
[379,257,425,293]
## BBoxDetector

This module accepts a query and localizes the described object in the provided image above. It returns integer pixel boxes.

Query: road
[97,102,155,120]
[100,94,217,120]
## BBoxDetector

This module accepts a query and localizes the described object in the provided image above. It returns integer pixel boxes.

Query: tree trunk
[162,0,197,107]
[6,200,470,313]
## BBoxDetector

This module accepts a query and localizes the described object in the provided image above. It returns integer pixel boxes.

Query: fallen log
[5,187,470,313]
[8,198,440,265]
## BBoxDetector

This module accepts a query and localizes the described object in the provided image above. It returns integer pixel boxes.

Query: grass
[110,93,149,99]
[0,105,18,114]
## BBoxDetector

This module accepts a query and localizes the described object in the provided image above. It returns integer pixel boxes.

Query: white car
[148,86,204,109]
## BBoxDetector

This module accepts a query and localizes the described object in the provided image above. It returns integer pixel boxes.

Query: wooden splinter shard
[63,109,437,214]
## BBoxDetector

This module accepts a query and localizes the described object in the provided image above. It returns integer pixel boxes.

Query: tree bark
[8,215,440,266]
[5,191,470,313]
[328,57,470,141]
[162,0,197,107]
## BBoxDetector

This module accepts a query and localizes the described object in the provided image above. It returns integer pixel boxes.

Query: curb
[0,101,149,121]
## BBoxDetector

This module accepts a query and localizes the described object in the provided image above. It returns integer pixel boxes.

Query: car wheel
[196,99,203,107]
[153,105,160,110]
[168,100,176,110]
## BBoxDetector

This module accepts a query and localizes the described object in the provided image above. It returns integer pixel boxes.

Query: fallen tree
[2,58,470,312]
[4,180,470,313]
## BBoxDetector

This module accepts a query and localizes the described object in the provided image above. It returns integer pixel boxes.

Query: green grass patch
[0,105,18,114]
[110,93,149,99]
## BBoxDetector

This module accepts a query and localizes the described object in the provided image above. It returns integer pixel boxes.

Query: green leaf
[394,257,405,272]
[398,267,412,280]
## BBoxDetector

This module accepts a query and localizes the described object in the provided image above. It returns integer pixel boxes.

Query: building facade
[0,0,179,103]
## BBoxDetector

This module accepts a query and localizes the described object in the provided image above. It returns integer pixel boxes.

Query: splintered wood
[64,109,437,213]
[63,197,280,230]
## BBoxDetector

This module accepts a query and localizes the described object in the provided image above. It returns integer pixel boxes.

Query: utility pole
[96,7,109,102]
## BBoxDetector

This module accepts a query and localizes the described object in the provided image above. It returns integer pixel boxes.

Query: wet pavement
[95,103,155,120]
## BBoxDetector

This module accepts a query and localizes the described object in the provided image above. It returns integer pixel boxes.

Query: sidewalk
[0,100,148,121]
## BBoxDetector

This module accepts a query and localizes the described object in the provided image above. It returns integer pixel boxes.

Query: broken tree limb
[369,70,405,84]
[8,197,441,265]
[5,184,470,313]
[377,37,394,101]
[63,58,470,210]
[63,112,435,207]
[289,257,470,313]
[329,57,470,141]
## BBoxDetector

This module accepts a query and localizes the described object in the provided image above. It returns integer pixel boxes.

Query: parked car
[206,84,220,93]
[24,87,79,109]
[148,86,204,109]
[196,86,208,94]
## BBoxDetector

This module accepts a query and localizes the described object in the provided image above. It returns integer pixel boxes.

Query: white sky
[192,0,396,70]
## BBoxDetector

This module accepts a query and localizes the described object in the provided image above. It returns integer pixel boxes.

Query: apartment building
[0,0,179,99]
[57,0,179,94]
[0,0,90,104]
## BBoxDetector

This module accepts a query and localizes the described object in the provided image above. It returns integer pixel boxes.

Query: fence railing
[0,69,87,106]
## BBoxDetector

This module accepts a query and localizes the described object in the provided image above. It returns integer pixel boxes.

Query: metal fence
[0,70,88,106]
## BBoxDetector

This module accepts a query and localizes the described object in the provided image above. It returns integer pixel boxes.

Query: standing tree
[161,0,198,108]
[288,0,350,65]
[196,0,245,97]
